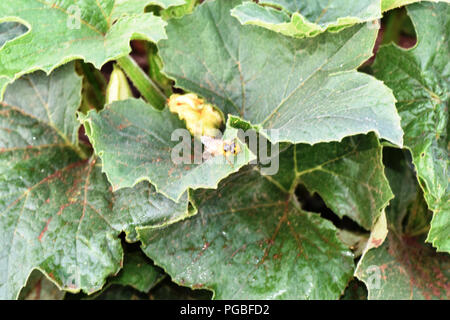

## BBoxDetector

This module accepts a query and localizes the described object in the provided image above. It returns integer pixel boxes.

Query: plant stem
[117,55,167,109]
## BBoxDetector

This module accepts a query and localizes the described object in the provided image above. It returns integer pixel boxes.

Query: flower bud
[167,93,224,137]
[106,64,133,104]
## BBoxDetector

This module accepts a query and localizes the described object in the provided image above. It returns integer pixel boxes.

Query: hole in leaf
[295,184,367,233]
[361,7,417,70]
[0,21,29,48]
[381,7,417,48]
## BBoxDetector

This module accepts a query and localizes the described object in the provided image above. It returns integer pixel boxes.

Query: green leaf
[160,0,198,20]
[18,270,65,300]
[111,181,195,242]
[0,63,190,299]
[356,233,450,299]
[0,137,122,299]
[158,0,403,146]
[231,0,382,38]
[372,2,449,252]
[382,148,431,235]
[113,0,187,19]
[0,0,167,99]
[267,134,393,230]
[2,63,83,148]
[381,0,449,12]
[80,98,256,201]
[0,80,122,298]
[138,168,354,299]
[109,251,164,293]
[355,148,450,299]
[65,247,165,300]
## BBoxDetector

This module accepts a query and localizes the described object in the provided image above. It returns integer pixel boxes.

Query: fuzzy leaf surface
[111,181,193,242]
[81,98,256,201]
[0,0,167,98]
[138,168,354,299]
[0,63,123,298]
[381,0,449,12]
[372,2,449,252]
[159,0,403,146]
[267,134,393,230]
[355,148,450,299]
[0,64,189,299]
[231,0,382,38]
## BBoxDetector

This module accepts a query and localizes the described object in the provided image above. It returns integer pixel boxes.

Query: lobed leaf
[355,148,449,299]
[372,2,449,252]
[80,98,256,201]
[356,232,450,299]
[138,168,354,299]
[111,181,194,242]
[159,0,403,146]
[0,0,167,99]
[112,0,187,19]
[0,63,191,299]
[231,0,382,38]
[266,134,393,230]
[381,0,449,12]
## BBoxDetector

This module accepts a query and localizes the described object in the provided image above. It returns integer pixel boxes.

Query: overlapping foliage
[0,0,448,300]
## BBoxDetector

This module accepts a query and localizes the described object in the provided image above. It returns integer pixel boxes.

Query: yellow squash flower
[167,93,223,137]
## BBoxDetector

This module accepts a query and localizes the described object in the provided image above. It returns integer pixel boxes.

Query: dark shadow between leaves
[295,183,368,234]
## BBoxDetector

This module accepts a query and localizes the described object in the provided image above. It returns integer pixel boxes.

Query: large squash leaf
[0,0,167,99]
[0,63,190,299]
[113,0,187,19]
[231,0,382,38]
[138,168,354,299]
[381,0,449,12]
[372,2,449,252]
[268,134,393,230]
[80,98,256,201]
[355,148,449,299]
[158,0,403,146]
[111,181,194,242]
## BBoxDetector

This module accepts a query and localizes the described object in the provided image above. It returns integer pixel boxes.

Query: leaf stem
[116,55,167,109]
[73,144,89,160]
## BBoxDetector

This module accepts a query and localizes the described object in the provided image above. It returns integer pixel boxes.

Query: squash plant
[0,0,448,300]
